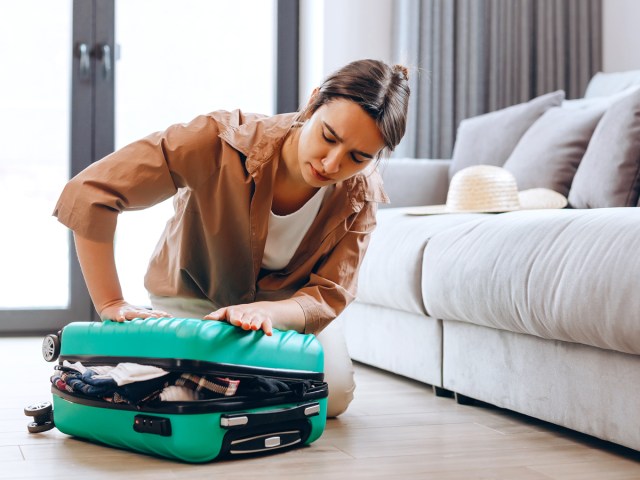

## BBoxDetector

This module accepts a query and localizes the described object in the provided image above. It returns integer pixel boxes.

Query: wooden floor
[2,336,640,479]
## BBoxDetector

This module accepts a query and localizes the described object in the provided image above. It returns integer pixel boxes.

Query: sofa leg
[455,392,476,406]
[432,386,454,398]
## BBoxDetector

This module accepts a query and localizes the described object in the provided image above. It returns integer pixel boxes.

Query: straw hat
[406,165,568,215]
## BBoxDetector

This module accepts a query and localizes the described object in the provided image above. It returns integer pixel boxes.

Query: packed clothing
[50,361,312,406]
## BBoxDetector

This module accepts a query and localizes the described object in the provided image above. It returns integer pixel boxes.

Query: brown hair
[296,59,410,157]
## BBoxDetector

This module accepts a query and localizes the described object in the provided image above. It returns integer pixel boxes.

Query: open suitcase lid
[58,318,324,376]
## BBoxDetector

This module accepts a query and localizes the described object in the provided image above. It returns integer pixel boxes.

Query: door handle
[100,44,111,80]
[75,43,113,80]
[95,44,112,80]
[77,43,91,78]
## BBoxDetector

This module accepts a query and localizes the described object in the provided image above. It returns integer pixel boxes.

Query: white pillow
[562,85,640,110]
[583,70,640,98]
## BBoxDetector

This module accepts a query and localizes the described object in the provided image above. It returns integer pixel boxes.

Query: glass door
[0,2,73,311]
[0,0,296,332]
[0,1,110,333]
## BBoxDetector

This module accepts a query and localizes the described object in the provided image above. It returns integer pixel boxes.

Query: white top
[262,187,328,270]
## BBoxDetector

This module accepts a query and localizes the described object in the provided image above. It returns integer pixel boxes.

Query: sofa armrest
[379,158,450,208]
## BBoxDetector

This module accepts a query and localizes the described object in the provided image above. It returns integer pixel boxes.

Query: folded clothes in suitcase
[39,317,328,463]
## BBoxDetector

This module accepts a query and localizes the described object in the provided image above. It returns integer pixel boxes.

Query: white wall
[299,0,394,104]
[603,0,640,72]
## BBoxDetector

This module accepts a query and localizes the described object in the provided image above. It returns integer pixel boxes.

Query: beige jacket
[54,110,389,334]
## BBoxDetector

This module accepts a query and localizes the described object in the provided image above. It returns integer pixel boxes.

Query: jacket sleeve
[291,200,378,335]
[53,114,223,242]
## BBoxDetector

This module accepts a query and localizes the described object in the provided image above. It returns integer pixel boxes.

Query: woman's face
[296,99,386,188]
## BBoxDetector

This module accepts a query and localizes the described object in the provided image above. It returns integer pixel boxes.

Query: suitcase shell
[50,318,328,463]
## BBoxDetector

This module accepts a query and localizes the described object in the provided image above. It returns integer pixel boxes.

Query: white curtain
[393,0,602,159]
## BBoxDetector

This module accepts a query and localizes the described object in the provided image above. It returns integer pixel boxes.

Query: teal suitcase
[38,318,328,463]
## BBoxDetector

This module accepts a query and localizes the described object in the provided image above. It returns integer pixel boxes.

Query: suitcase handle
[220,402,321,429]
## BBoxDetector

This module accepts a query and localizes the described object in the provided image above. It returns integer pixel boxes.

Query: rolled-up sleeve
[53,115,222,242]
[292,201,378,335]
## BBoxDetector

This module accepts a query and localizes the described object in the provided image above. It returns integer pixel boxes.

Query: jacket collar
[218,111,295,171]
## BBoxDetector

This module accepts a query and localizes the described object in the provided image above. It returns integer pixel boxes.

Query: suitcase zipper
[58,355,324,381]
[51,383,327,414]
[51,356,328,414]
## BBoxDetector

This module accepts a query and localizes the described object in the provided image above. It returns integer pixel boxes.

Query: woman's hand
[204,303,274,336]
[99,300,170,323]
[73,234,170,324]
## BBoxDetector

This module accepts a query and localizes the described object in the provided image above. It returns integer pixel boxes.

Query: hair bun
[393,64,409,81]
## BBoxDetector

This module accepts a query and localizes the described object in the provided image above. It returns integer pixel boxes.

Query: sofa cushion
[502,105,606,196]
[357,208,488,315]
[584,70,640,98]
[422,208,640,355]
[380,158,450,209]
[449,91,565,179]
[568,88,640,208]
[562,84,640,110]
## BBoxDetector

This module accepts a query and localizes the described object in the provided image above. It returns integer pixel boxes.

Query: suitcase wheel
[25,402,54,434]
[24,401,52,418]
[42,334,61,362]
[27,421,55,434]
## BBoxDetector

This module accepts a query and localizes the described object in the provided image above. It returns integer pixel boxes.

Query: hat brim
[518,188,568,210]
[405,205,517,215]
[405,188,567,216]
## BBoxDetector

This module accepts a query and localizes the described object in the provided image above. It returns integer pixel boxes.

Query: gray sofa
[341,72,640,452]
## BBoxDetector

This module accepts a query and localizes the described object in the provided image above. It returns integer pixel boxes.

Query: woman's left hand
[204,303,274,336]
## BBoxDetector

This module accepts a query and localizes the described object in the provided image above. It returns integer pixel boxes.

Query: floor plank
[1,336,639,479]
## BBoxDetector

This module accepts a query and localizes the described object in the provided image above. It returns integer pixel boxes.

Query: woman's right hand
[98,299,171,323]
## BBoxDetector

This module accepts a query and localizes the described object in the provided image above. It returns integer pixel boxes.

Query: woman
[54,59,410,416]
